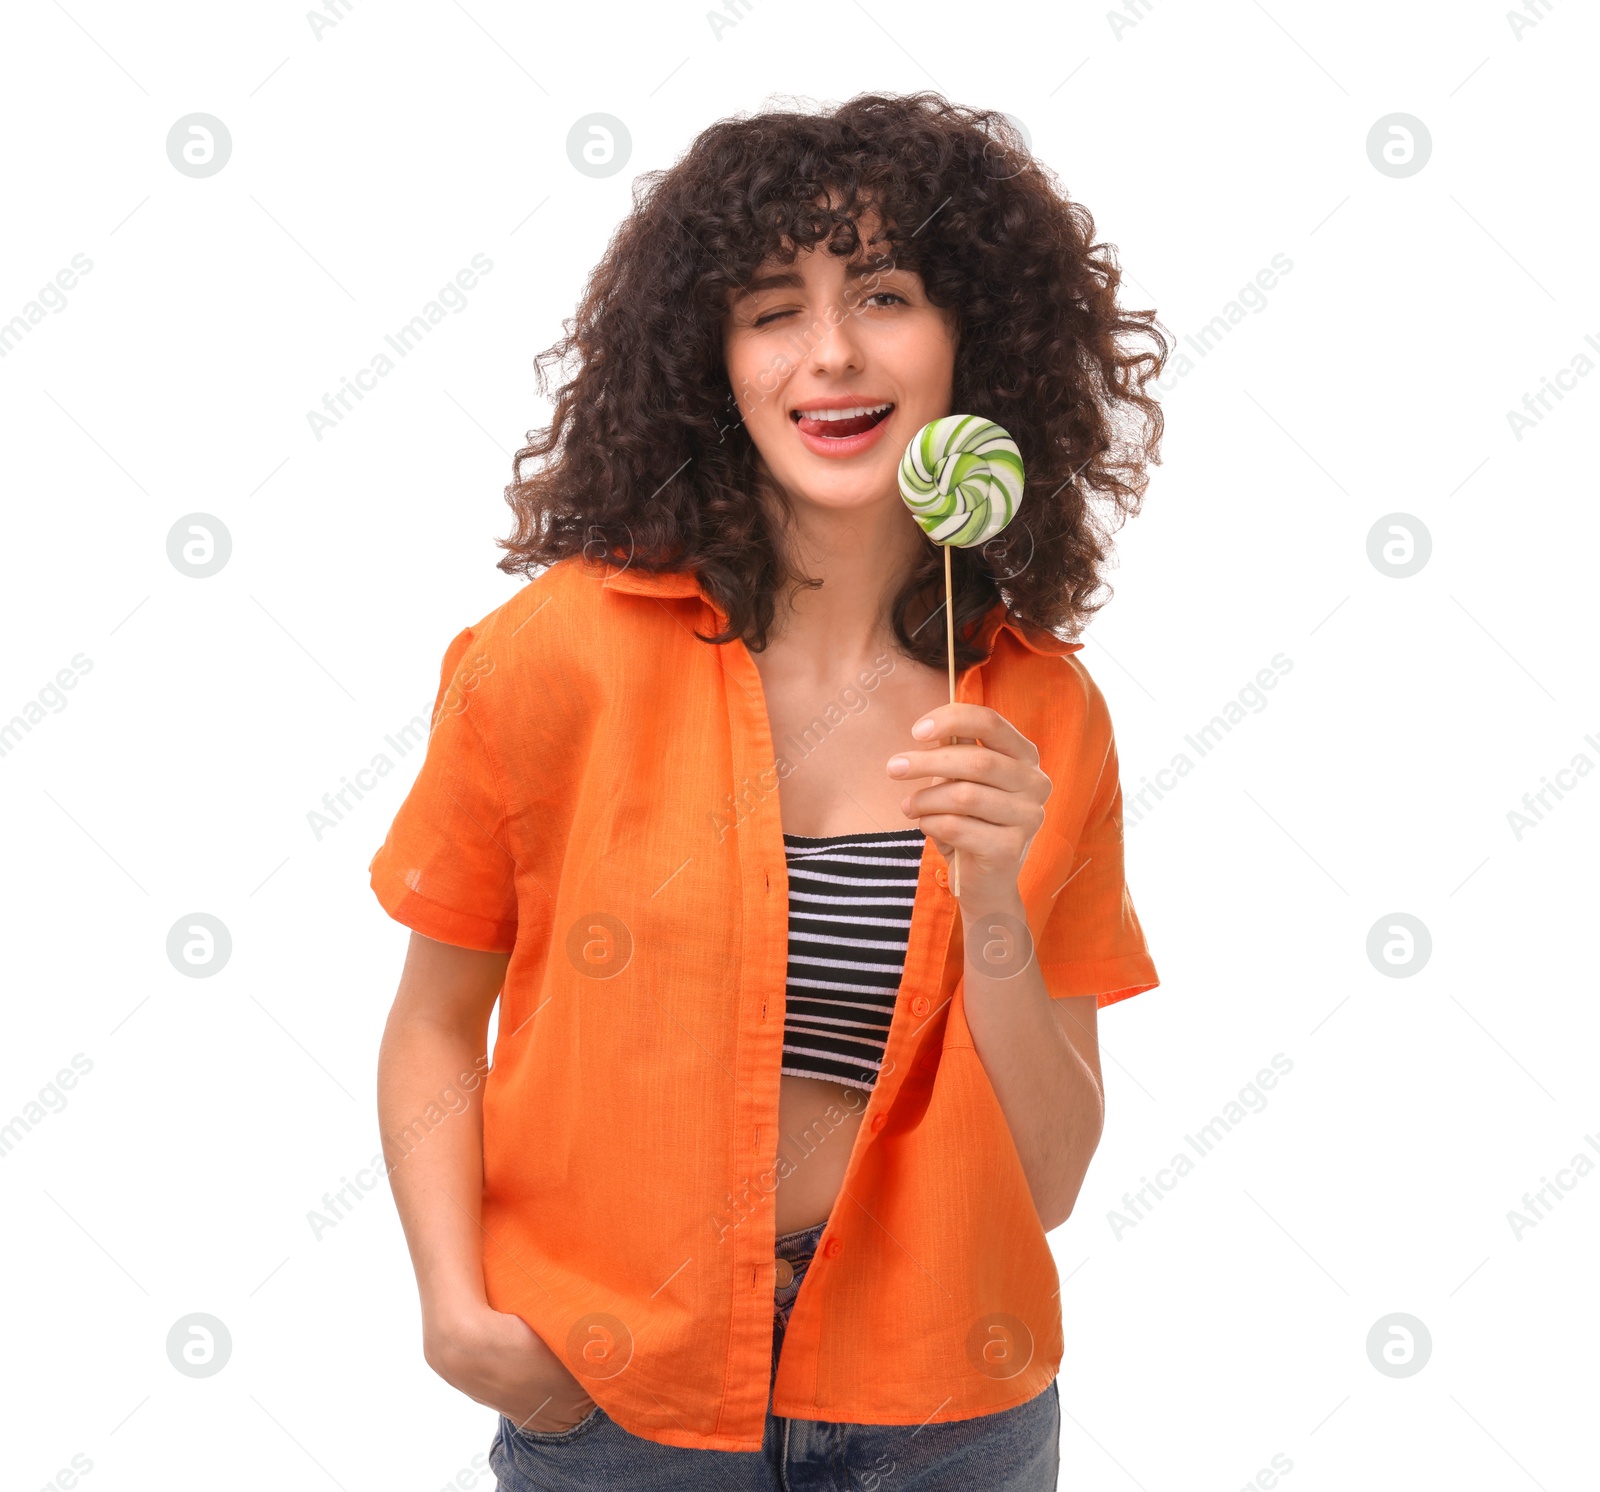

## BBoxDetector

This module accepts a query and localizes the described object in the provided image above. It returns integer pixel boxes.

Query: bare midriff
[773,1073,871,1235]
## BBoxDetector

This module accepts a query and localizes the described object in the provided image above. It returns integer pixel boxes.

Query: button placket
[716,622,794,1434]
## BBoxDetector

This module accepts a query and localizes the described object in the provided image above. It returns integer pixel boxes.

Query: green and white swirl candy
[897,415,1024,547]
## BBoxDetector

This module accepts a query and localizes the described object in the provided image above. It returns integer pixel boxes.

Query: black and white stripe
[780,828,926,1092]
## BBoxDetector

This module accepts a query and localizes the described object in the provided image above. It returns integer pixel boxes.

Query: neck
[763,489,929,672]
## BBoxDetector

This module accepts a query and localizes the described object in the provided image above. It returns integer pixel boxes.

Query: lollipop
[898,416,1026,897]
[898,415,1024,548]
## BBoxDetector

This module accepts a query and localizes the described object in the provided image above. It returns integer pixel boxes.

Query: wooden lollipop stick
[943,543,960,898]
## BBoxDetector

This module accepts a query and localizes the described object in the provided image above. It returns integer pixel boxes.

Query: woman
[371,91,1168,1490]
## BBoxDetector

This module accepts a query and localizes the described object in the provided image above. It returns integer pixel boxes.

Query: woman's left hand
[887,703,1052,910]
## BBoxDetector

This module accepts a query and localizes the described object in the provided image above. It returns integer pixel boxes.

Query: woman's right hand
[424,1302,599,1433]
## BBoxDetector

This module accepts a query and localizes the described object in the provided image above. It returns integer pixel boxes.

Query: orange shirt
[368,555,1158,1452]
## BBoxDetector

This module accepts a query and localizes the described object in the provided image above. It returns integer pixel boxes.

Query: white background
[2,1,1595,1489]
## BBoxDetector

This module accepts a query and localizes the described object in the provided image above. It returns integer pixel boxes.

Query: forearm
[959,891,1104,1231]
[377,1010,492,1339]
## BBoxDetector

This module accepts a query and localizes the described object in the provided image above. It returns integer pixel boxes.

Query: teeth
[798,403,892,422]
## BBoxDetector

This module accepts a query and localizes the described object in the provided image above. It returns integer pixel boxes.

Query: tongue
[798,410,885,439]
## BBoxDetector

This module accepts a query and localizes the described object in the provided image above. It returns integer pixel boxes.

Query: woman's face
[723,234,957,520]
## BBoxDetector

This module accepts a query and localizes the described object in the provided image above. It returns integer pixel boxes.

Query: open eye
[862,291,908,310]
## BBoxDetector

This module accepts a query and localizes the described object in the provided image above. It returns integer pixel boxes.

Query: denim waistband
[774,1220,826,1264]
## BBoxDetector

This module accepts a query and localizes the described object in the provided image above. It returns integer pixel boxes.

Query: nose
[805,298,865,379]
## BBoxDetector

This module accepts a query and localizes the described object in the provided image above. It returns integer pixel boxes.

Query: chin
[781,470,897,513]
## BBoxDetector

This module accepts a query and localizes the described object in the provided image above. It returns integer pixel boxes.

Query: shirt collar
[597,564,704,600]
[595,561,1081,658]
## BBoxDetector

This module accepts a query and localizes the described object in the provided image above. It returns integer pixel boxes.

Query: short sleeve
[1035,718,1158,1008]
[367,626,518,953]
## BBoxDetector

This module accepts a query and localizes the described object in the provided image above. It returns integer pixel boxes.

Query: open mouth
[791,402,895,440]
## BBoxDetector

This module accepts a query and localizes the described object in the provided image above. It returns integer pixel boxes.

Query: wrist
[957,885,1026,925]
[960,891,1036,981]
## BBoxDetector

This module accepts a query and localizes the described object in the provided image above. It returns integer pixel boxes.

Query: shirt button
[910,995,931,1017]
[934,867,949,889]
[822,1236,842,1259]
[869,1113,887,1134]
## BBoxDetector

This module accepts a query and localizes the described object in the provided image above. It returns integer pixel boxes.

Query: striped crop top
[780,827,927,1092]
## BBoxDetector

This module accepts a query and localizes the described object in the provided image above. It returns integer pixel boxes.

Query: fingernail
[887,756,909,776]
[911,718,935,738]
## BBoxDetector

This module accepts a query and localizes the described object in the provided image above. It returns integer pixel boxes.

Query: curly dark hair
[499,91,1171,668]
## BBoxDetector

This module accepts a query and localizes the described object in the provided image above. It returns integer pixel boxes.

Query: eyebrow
[736,260,900,295]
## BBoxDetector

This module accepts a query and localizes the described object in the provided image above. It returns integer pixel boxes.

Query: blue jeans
[490,1221,1061,1490]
